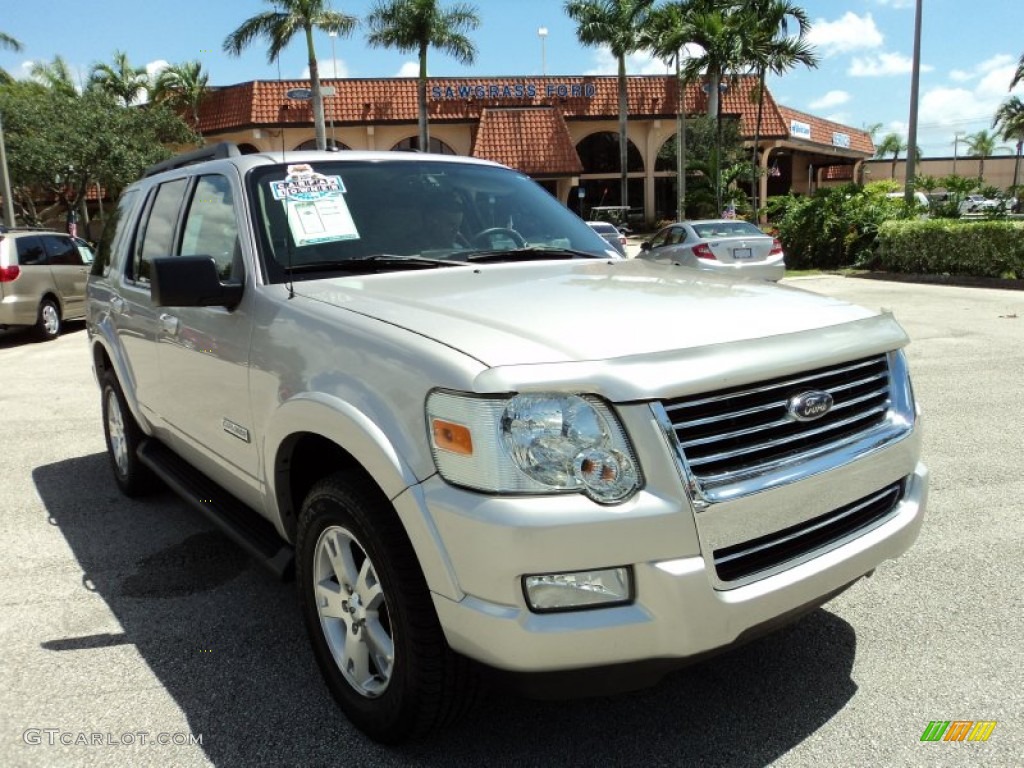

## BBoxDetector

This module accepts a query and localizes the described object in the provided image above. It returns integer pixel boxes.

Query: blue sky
[3,0,1022,157]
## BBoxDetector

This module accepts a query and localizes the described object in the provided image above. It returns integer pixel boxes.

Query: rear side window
[16,236,47,265]
[94,189,140,277]
[41,235,81,265]
[134,178,188,282]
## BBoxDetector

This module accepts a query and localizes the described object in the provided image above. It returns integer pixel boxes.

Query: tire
[296,474,478,743]
[35,298,61,340]
[101,370,155,497]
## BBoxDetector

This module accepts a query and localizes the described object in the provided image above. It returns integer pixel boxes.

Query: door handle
[159,313,179,335]
[110,296,125,314]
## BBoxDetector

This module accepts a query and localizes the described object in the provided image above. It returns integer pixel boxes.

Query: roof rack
[143,142,242,178]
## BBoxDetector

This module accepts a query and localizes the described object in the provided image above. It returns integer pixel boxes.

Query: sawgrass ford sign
[431,82,598,100]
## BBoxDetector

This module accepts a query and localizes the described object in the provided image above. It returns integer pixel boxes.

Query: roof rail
[143,142,242,178]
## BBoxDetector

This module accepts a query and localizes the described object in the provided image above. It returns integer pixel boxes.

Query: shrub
[877,219,1024,279]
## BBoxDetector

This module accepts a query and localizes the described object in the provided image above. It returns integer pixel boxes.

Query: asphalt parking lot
[1,276,1021,767]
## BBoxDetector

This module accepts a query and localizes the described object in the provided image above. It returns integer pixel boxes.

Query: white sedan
[638,219,785,281]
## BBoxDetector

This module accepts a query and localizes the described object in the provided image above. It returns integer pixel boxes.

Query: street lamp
[538,27,548,76]
[953,131,966,176]
[0,110,15,228]
[904,0,922,205]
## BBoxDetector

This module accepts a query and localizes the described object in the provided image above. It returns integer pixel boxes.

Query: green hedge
[877,219,1024,279]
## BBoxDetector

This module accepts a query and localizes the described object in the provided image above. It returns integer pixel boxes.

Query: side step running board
[138,439,294,580]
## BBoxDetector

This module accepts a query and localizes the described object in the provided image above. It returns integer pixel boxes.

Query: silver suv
[0,227,94,339]
[87,143,927,743]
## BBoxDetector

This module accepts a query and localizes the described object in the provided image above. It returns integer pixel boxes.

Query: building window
[391,136,456,155]
[294,139,350,151]
[575,132,644,174]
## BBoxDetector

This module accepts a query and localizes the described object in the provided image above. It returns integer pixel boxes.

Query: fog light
[523,567,632,612]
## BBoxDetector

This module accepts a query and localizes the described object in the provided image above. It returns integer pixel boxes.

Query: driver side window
[181,175,241,281]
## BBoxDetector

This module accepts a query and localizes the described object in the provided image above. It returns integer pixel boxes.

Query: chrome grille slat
[686,404,889,467]
[679,391,890,451]
[664,354,891,482]
[664,357,885,412]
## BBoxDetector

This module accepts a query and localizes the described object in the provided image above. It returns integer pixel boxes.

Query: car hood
[293,259,880,367]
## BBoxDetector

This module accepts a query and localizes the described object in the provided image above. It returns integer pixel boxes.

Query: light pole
[904,0,922,205]
[328,30,338,148]
[538,27,548,76]
[0,110,15,228]
[952,131,965,176]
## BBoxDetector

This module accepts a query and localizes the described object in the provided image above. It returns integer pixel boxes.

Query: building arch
[391,136,456,155]
[293,138,351,151]
[575,131,644,174]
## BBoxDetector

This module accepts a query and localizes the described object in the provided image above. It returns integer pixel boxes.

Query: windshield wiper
[461,246,603,264]
[284,254,459,273]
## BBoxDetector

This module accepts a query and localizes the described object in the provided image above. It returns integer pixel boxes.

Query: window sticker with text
[270,164,359,247]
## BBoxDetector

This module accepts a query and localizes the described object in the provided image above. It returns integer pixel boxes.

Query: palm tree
[966,129,1006,182]
[875,132,905,179]
[224,0,358,151]
[0,31,23,84]
[641,1,699,219]
[29,56,79,96]
[680,2,749,215]
[1012,51,1023,91]
[993,96,1024,192]
[743,0,817,215]
[366,0,479,153]
[88,50,150,106]
[566,0,657,209]
[152,61,210,132]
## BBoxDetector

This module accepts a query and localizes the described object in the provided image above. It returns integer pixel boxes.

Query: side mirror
[151,256,243,309]
[640,241,652,252]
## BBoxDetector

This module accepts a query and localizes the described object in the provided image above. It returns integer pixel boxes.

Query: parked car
[0,227,94,339]
[87,143,925,743]
[958,194,1000,215]
[638,219,785,281]
[586,220,628,256]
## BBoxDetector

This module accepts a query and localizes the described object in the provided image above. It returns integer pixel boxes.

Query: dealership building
[197,75,874,223]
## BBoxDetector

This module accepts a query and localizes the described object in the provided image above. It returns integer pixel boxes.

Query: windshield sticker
[274,164,359,246]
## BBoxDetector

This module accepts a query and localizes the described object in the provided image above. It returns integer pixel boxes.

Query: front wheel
[296,474,478,743]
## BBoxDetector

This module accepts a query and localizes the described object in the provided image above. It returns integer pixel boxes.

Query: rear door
[150,171,260,499]
[41,234,90,319]
[12,236,53,322]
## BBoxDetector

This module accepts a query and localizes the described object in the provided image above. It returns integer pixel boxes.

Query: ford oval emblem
[788,390,834,422]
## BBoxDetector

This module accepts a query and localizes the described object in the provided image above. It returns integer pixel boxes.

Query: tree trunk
[306,27,326,151]
[751,69,766,218]
[1013,141,1022,191]
[418,42,429,151]
[617,55,629,209]
[675,53,686,220]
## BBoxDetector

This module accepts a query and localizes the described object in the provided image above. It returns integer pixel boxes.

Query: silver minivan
[0,228,94,339]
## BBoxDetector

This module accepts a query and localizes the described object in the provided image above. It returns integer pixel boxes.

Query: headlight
[426,391,641,504]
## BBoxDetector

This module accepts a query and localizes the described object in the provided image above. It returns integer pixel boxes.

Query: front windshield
[247,158,613,281]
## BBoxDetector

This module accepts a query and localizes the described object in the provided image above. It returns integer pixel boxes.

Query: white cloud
[301,59,349,79]
[582,46,670,77]
[824,111,852,125]
[849,52,914,77]
[395,61,419,78]
[146,59,169,77]
[810,90,851,109]
[874,0,914,8]
[806,13,884,56]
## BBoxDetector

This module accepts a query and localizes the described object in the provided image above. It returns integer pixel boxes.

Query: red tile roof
[471,107,583,176]
[776,105,874,154]
[197,76,869,155]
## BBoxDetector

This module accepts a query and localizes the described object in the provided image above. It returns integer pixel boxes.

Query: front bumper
[420,462,927,673]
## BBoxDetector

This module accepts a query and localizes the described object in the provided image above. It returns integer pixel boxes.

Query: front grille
[713,480,905,582]
[664,354,891,484]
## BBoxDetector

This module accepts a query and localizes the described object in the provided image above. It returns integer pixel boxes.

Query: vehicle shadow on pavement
[34,453,858,767]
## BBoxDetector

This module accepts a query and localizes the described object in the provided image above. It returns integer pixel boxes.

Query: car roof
[137,141,507,186]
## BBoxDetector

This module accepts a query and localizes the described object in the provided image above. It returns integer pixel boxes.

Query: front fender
[261,393,462,599]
